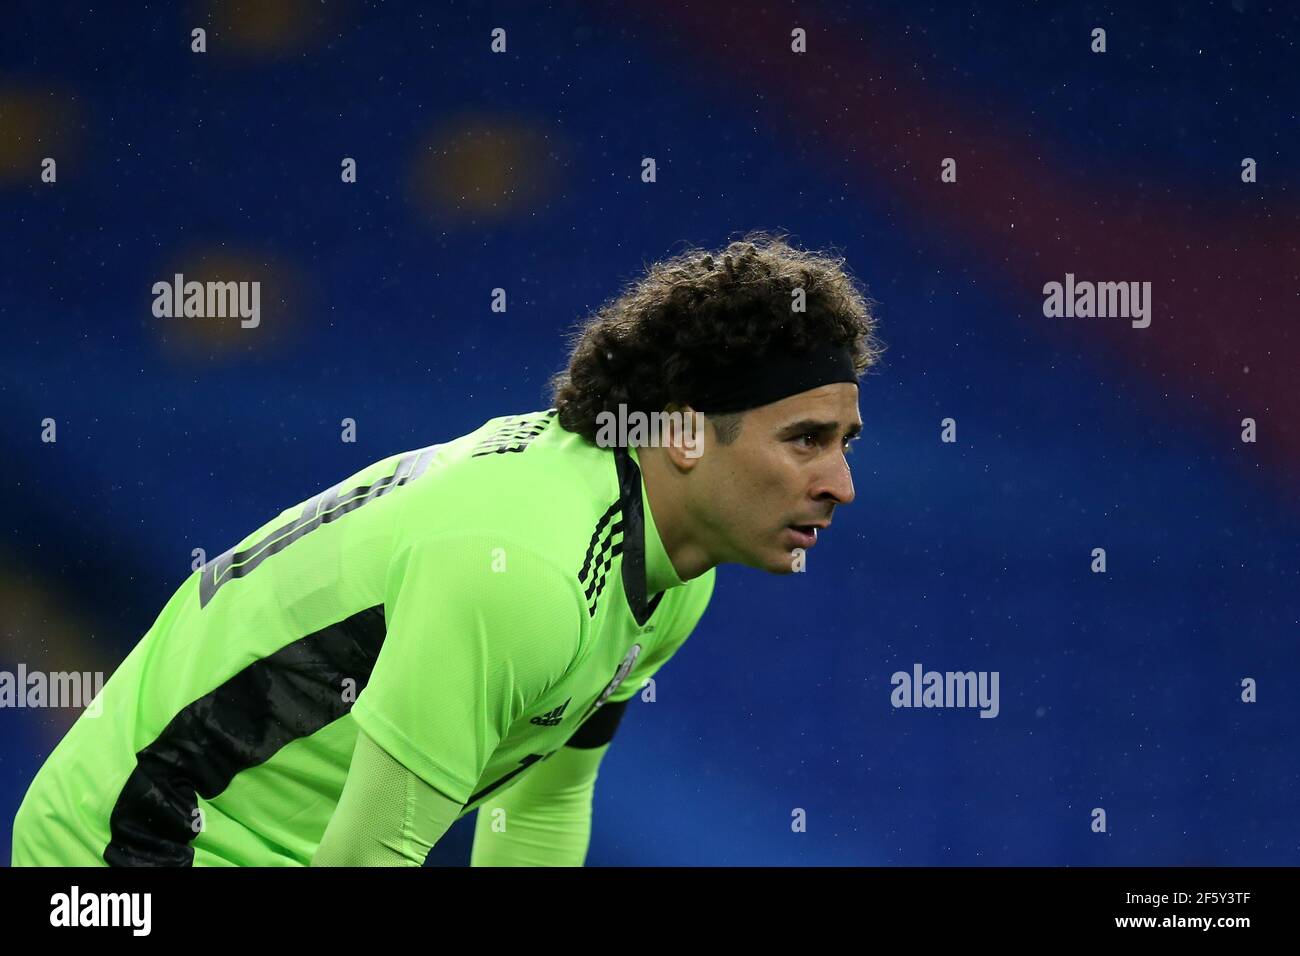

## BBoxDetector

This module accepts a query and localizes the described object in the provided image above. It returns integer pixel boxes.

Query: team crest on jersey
[595,643,642,710]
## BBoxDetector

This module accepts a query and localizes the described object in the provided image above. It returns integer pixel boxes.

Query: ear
[661,403,707,471]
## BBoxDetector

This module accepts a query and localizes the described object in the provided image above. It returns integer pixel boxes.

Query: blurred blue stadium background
[1,0,1297,865]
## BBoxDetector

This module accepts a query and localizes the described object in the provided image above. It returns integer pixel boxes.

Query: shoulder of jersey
[405,408,612,564]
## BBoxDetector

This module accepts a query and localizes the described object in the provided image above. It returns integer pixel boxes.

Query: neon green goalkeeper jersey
[12,409,715,866]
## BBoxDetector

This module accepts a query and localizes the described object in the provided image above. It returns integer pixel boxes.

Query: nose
[814,450,855,506]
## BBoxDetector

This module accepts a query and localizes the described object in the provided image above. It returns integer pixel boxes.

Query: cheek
[711,453,791,533]
[752,459,800,504]
[740,475,792,530]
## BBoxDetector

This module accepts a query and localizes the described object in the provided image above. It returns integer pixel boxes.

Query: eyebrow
[779,419,863,441]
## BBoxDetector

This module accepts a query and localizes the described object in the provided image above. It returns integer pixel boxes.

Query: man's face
[686,383,861,574]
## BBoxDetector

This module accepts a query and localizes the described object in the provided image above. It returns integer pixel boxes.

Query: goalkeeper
[11,234,879,866]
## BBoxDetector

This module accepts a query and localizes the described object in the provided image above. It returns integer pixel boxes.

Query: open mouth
[787,525,818,547]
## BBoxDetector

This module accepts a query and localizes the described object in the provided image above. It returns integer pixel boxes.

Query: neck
[636,445,715,586]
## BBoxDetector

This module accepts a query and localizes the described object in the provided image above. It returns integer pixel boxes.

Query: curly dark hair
[548,230,883,444]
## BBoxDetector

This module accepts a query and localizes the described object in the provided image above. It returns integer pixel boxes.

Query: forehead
[756,382,861,424]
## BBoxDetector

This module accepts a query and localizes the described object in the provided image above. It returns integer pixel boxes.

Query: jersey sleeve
[469,742,610,867]
[351,531,588,805]
[605,567,715,705]
[312,728,462,866]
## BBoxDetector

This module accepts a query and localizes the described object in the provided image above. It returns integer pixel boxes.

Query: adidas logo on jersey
[529,697,572,727]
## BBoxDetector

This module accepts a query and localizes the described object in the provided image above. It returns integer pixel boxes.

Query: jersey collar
[615,445,684,626]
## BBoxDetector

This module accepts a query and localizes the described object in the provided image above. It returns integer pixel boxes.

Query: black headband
[687,341,859,414]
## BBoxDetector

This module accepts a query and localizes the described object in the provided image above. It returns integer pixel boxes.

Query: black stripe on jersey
[470,409,557,457]
[612,446,665,627]
[565,698,629,749]
[582,522,623,599]
[578,503,621,584]
[576,447,667,624]
[104,605,387,867]
[466,753,547,805]
[199,445,440,608]
[579,503,624,618]
[585,538,624,616]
